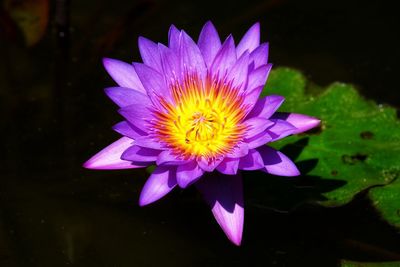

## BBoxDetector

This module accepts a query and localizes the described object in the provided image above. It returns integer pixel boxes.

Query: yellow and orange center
[152,74,248,159]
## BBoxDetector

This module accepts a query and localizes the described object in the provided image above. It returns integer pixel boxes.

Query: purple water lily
[84,21,320,246]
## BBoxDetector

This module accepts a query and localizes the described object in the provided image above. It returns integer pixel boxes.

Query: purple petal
[83,137,140,170]
[104,87,151,108]
[249,43,269,70]
[243,117,274,139]
[197,156,224,172]
[156,150,192,165]
[271,113,321,134]
[242,86,263,111]
[118,103,152,132]
[102,58,146,93]
[267,119,297,141]
[238,149,264,170]
[227,51,250,92]
[216,158,240,175]
[133,135,165,150]
[210,35,236,78]
[179,30,207,79]
[198,21,222,68]
[138,36,162,72]
[244,130,272,149]
[168,24,180,52]
[236,22,260,57]
[225,142,249,158]
[121,145,161,162]
[196,173,244,246]
[139,166,177,206]
[247,95,285,119]
[112,121,146,139]
[158,43,182,91]
[247,65,271,93]
[247,64,272,91]
[176,161,204,188]
[257,146,300,176]
[132,62,169,103]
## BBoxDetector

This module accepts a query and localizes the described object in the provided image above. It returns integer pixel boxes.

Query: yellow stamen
[152,73,247,159]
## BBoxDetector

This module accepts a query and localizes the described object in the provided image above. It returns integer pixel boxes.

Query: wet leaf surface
[341,260,400,267]
[252,68,400,228]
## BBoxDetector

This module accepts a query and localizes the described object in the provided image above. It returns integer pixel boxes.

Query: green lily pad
[368,177,400,229]
[250,68,400,226]
[341,260,400,267]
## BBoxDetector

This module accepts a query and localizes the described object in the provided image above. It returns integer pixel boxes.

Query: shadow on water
[2,137,400,266]
[2,166,400,266]
[244,137,347,213]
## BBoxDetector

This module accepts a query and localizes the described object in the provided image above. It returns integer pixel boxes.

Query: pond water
[1,0,399,266]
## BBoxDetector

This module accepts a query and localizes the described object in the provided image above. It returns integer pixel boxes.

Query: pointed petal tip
[82,159,109,170]
[82,137,144,170]
[286,113,321,134]
[258,146,301,176]
[82,160,93,169]
[82,155,137,170]
[263,164,301,177]
[103,86,148,108]
[197,173,244,247]
[247,94,284,120]
[102,57,121,69]
[138,195,152,207]
[139,189,163,206]
[169,24,179,31]
[237,22,261,56]
[243,22,261,36]
[102,57,111,64]
[103,86,116,100]
[271,95,284,108]
[226,34,234,43]
[138,166,177,206]
[168,24,180,39]
[138,182,164,207]
[311,117,321,125]
[306,118,322,131]
[198,21,222,68]
[222,212,243,246]
[102,57,114,69]
[83,156,107,170]
[102,58,147,93]
[202,21,217,31]
[283,165,301,176]
[252,21,260,29]
[280,163,300,176]
[212,202,244,247]
[229,234,242,246]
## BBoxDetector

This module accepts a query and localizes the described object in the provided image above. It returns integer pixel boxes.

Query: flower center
[152,74,248,159]
[186,110,221,142]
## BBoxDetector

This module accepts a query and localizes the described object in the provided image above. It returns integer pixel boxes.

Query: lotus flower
[84,21,320,246]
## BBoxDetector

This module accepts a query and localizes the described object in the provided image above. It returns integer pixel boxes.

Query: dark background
[1,0,400,266]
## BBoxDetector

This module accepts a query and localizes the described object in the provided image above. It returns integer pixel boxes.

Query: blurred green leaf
[341,260,400,267]
[4,0,49,46]
[251,68,400,226]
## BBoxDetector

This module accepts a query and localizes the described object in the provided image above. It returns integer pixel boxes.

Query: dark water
[1,0,400,266]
